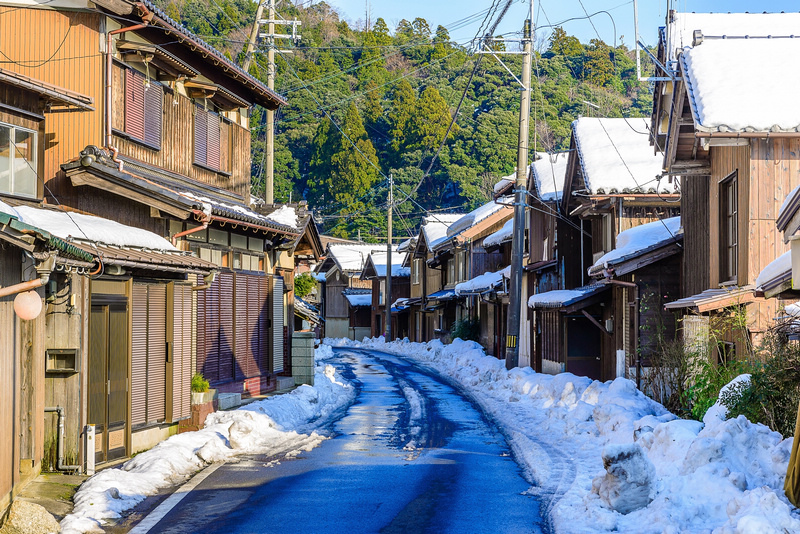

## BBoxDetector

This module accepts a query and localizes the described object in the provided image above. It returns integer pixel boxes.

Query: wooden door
[89,300,128,464]
[565,315,602,380]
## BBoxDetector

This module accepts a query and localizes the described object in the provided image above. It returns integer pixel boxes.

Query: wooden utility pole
[243,1,301,204]
[505,0,534,370]
[385,174,393,340]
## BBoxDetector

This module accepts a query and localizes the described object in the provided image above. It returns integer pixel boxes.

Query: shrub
[720,333,800,437]
[451,317,480,342]
[294,272,317,298]
[191,373,210,393]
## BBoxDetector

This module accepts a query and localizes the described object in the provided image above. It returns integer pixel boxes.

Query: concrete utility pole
[505,0,534,370]
[243,1,301,204]
[385,174,393,340]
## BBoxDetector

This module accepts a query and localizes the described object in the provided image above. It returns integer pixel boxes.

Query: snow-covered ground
[60,348,354,534]
[330,337,800,534]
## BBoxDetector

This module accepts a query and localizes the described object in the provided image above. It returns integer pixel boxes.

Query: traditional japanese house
[651,12,800,356]
[360,250,410,339]
[0,0,293,471]
[407,214,463,343]
[586,217,683,386]
[529,117,679,380]
[430,201,512,345]
[317,243,385,339]
[522,152,568,369]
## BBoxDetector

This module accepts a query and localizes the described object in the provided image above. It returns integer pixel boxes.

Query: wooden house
[317,243,385,340]
[529,117,679,380]
[651,12,800,355]
[406,214,463,343]
[360,250,410,339]
[0,0,294,475]
[434,198,512,354]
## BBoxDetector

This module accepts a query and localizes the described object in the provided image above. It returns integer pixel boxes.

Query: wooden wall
[44,272,89,470]
[0,9,104,194]
[682,174,711,297]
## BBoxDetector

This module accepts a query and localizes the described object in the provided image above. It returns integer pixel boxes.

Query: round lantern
[14,290,43,320]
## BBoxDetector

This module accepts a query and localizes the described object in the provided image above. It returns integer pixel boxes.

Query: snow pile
[483,219,513,248]
[182,192,299,230]
[532,151,569,202]
[60,351,355,534]
[755,251,790,289]
[15,206,177,251]
[332,337,800,534]
[445,199,511,239]
[573,118,665,195]
[590,217,681,275]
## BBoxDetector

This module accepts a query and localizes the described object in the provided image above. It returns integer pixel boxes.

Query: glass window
[0,123,37,198]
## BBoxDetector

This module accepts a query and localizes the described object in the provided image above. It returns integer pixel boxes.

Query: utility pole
[385,174,393,340]
[243,1,301,204]
[505,0,534,370]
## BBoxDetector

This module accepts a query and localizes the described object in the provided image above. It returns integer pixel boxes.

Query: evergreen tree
[388,80,417,154]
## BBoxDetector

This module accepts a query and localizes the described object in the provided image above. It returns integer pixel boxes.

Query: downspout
[44,407,81,472]
[106,3,153,169]
[605,279,640,389]
[0,255,55,298]
[172,209,211,246]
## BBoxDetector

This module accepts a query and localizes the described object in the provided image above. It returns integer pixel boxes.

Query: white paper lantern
[14,290,42,320]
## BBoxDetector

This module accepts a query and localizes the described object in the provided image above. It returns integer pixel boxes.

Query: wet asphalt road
[141,348,544,534]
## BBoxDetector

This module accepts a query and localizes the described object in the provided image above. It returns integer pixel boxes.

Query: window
[0,123,37,198]
[447,258,455,285]
[194,104,221,171]
[720,171,738,283]
[413,258,421,285]
[457,250,468,281]
[119,67,163,149]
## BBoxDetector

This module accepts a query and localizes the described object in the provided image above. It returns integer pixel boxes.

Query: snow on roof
[455,267,508,295]
[344,292,371,307]
[0,200,20,219]
[420,214,463,251]
[755,250,790,290]
[573,118,666,194]
[494,174,514,194]
[590,217,682,275]
[527,283,607,309]
[446,198,510,239]
[779,184,800,224]
[182,191,299,230]
[532,151,568,201]
[15,206,177,251]
[666,12,800,62]
[669,13,800,133]
[785,303,800,318]
[483,219,513,249]
[327,244,391,272]
[366,251,410,277]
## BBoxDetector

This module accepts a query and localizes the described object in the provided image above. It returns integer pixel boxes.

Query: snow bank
[334,337,800,534]
[60,349,355,533]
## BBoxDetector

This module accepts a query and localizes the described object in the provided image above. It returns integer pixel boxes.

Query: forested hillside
[155,0,653,239]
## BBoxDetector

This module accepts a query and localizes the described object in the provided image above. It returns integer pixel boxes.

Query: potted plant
[190,373,214,405]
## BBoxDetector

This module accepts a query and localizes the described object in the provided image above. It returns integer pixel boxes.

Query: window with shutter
[271,277,285,373]
[171,284,193,422]
[131,283,167,427]
[119,67,162,149]
[193,104,222,171]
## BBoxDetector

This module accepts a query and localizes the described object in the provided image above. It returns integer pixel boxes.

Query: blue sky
[323,0,800,49]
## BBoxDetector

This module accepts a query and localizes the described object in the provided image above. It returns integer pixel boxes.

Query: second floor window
[116,67,163,149]
[194,105,222,171]
[412,258,421,285]
[720,171,738,283]
[0,123,37,198]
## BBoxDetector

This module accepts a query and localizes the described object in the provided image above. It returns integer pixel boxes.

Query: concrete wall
[326,317,349,339]
[292,332,315,386]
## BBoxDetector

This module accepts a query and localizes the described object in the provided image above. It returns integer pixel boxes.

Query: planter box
[191,388,216,406]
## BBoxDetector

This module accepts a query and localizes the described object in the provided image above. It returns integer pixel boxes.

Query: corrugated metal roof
[664,286,755,312]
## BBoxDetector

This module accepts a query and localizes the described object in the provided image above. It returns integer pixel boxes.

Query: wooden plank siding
[0,251,21,513]
[0,9,104,192]
[682,174,711,297]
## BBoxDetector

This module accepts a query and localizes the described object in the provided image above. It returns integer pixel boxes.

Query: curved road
[139,348,544,533]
